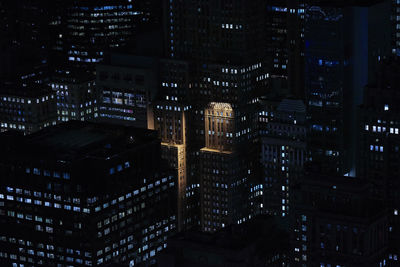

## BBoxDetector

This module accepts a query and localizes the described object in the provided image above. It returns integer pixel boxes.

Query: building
[153,101,191,231]
[291,164,388,266]
[391,0,400,56]
[0,84,57,135]
[96,51,159,128]
[258,98,307,218]
[160,0,269,233]
[0,0,50,85]
[304,0,386,176]
[0,122,177,266]
[52,0,144,70]
[50,70,98,122]
[199,102,249,232]
[358,58,400,265]
[157,215,289,267]
[266,0,305,98]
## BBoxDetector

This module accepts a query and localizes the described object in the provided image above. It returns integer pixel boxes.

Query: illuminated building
[152,58,200,231]
[153,101,190,231]
[162,0,268,232]
[358,59,400,265]
[291,165,388,266]
[0,121,177,266]
[0,85,57,135]
[199,103,251,232]
[96,51,159,128]
[258,98,307,218]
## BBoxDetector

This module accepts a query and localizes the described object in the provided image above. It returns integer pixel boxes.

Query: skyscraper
[159,0,269,232]
[53,0,143,70]
[266,0,305,98]
[358,58,400,265]
[259,98,307,218]
[304,0,384,176]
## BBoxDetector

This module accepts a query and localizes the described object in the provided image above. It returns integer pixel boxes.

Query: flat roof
[1,121,158,161]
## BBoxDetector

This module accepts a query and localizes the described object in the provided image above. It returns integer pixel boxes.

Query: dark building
[0,122,177,266]
[0,84,57,135]
[258,98,307,218]
[0,0,51,87]
[391,0,400,56]
[52,0,144,70]
[96,52,159,128]
[304,0,387,176]
[266,0,305,98]
[157,216,289,267]
[358,58,400,265]
[291,165,388,266]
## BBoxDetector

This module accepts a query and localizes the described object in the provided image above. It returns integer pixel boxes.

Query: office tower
[96,51,159,128]
[52,0,142,70]
[258,98,307,217]
[304,1,385,176]
[358,59,400,265]
[50,70,98,122]
[153,58,200,231]
[153,101,190,231]
[0,85,57,135]
[161,0,268,232]
[291,165,388,266]
[47,0,157,126]
[266,0,305,98]
[157,215,289,267]
[164,0,267,145]
[199,102,249,232]
[0,0,50,87]
[0,122,177,266]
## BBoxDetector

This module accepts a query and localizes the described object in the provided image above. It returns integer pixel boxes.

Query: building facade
[96,52,159,128]
[0,86,57,135]
[358,59,400,266]
[291,167,388,266]
[259,98,307,218]
[0,122,177,266]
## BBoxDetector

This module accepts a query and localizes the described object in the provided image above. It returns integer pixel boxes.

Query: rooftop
[0,121,158,161]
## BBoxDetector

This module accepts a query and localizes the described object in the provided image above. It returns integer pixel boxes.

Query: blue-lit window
[54,172,60,178]
[63,173,70,180]
[312,125,323,131]
[33,168,40,175]
[109,168,115,175]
